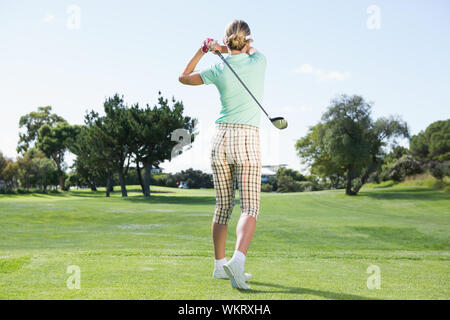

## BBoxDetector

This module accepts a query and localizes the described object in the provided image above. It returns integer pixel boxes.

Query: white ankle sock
[214,258,227,269]
[230,250,246,272]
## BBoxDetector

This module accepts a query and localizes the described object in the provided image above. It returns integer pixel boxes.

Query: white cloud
[297,64,314,74]
[42,13,55,23]
[294,64,350,81]
[326,71,351,81]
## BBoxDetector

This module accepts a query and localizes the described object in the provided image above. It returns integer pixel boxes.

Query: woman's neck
[228,48,248,56]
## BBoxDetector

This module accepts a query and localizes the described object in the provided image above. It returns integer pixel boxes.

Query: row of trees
[67,168,214,191]
[71,94,195,197]
[295,94,449,195]
[3,92,448,197]
[0,149,59,191]
[261,167,321,193]
[1,93,196,197]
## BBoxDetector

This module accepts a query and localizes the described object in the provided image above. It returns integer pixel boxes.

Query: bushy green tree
[128,93,196,196]
[171,168,213,189]
[66,171,83,190]
[296,123,346,189]
[410,120,449,162]
[383,146,409,166]
[0,152,8,176]
[277,175,304,193]
[77,111,119,197]
[379,146,409,181]
[36,122,80,190]
[386,155,422,182]
[275,167,312,192]
[76,95,133,197]
[17,148,58,190]
[429,161,450,181]
[261,183,273,192]
[1,161,18,190]
[0,152,18,190]
[17,106,65,154]
[69,124,109,192]
[276,167,306,182]
[296,95,409,195]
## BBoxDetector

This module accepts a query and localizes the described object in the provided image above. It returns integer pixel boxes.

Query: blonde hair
[224,20,251,51]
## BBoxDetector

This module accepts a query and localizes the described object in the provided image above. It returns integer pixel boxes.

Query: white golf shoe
[213,267,252,281]
[223,260,251,290]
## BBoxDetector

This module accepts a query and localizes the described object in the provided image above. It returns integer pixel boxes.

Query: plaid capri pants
[210,123,262,224]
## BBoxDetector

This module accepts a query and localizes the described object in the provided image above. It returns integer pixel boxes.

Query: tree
[17,106,65,154]
[386,155,422,182]
[16,148,58,190]
[296,95,409,195]
[378,146,409,181]
[0,152,8,176]
[274,167,318,193]
[277,175,304,192]
[171,168,213,189]
[36,122,80,190]
[383,146,409,166]
[66,171,83,190]
[76,112,118,197]
[0,152,18,190]
[33,157,58,191]
[100,95,133,197]
[276,167,306,182]
[78,95,133,197]
[128,93,196,196]
[296,123,347,189]
[17,148,42,189]
[69,124,107,192]
[1,161,19,190]
[429,161,450,181]
[410,120,450,162]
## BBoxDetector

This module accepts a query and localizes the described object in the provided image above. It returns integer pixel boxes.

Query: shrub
[443,185,450,194]
[276,167,306,182]
[263,175,278,191]
[277,175,304,193]
[386,155,422,182]
[297,181,317,192]
[155,169,214,189]
[261,183,273,192]
[429,161,450,181]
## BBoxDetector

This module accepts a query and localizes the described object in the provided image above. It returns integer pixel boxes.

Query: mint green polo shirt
[200,51,267,127]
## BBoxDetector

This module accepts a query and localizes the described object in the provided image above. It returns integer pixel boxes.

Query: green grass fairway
[0,185,449,299]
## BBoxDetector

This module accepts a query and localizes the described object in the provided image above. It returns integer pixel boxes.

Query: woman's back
[201,51,266,127]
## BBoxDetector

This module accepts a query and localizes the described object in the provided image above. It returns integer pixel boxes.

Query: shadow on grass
[22,188,176,199]
[372,181,396,189]
[1,186,221,206]
[246,281,379,300]
[113,187,174,194]
[120,194,218,205]
[359,188,449,201]
[67,189,173,197]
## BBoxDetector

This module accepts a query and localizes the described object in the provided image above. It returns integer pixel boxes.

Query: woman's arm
[178,48,205,86]
[213,45,228,54]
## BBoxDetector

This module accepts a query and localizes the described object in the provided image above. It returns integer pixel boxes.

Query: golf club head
[270,117,288,130]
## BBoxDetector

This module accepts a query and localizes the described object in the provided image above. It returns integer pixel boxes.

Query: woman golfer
[179,20,266,290]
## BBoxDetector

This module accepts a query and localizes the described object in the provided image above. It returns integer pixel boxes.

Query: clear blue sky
[1,0,449,173]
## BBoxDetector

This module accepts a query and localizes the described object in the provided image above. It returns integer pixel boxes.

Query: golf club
[214,50,288,130]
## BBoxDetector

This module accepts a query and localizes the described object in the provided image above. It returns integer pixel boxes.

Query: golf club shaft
[215,51,270,118]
